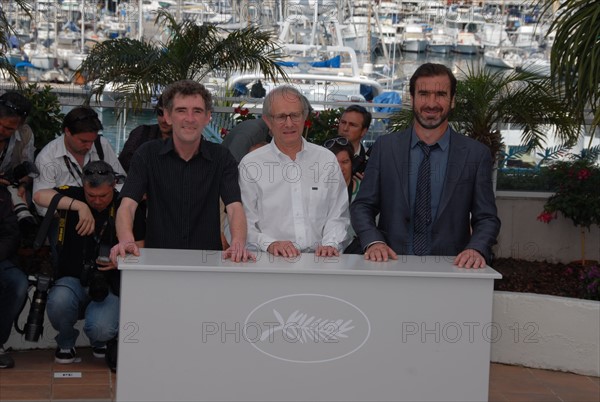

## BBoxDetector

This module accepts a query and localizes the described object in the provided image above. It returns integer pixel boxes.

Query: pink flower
[577,168,591,180]
[537,211,555,223]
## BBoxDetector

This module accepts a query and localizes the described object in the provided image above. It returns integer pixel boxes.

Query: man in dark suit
[350,63,500,268]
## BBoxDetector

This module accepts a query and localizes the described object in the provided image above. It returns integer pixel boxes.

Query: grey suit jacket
[350,127,501,263]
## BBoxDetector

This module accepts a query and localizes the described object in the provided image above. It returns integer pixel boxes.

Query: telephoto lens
[24,275,52,342]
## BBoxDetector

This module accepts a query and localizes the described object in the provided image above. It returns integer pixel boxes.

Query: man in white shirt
[33,107,125,215]
[239,86,350,257]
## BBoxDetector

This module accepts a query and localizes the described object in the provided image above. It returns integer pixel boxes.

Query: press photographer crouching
[0,92,38,232]
[32,161,144,367]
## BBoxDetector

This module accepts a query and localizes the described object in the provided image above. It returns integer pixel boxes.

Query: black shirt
[120,137,241,250]
[55,186,145,281]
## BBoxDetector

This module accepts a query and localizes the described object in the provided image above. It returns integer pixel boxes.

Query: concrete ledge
[491,291,600,376]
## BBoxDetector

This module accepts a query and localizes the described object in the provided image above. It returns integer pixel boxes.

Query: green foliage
[22,84,64,152]
[541,0,600,133]
[388,67,580,161]
[303,108,344,145]
[78,10,287,110]
[0,0,31,85]
[540,150,600,229]
[496,168,555,192]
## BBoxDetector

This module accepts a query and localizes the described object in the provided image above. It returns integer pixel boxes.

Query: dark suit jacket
[350,127,501,263]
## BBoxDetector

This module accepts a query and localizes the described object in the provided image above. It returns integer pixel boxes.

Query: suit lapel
[436,130,468,221]
[391,129,411,208]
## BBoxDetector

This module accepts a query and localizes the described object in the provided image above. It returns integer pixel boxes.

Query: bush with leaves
[303,108,344,145]
[537,147,600,264]
[22,84,64,153]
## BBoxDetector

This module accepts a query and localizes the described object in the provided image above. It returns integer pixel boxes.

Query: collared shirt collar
[159,136,212,161]
[410,126,451,151]
[268,136,307,161]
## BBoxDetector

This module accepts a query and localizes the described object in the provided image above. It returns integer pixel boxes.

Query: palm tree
[389,68,580,161]
[540,0,600,141]
[0,0,32,85]
[78,10,288,109]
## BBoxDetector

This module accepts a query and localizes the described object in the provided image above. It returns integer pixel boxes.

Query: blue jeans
[47,276,119,349]
[0,260,28,345]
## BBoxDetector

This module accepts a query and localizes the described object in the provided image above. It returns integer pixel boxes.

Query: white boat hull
[30,54,56,70]
[402,39,428,53]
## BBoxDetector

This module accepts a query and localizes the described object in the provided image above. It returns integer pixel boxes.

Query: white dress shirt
[33,134,125,214]
[239,139,350,252]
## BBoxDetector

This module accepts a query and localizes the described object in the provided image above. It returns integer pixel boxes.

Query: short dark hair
[82,160,116,187]
[62,107,103,134]
[162,80,213,113]
[0,91,32,120]
[343,104,372,129]
[409,63,457,99]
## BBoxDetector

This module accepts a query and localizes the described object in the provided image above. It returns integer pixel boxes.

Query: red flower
[304,119,312,128]
[537,211,556,223]
[240,108,249,116]
[220,127,228,138]
[577,168,591,180]
[234,107,241,114]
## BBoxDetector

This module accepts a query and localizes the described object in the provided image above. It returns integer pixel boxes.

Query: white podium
[117,250,501,402]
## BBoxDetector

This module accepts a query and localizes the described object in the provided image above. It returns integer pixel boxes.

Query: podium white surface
[117,249,501,402]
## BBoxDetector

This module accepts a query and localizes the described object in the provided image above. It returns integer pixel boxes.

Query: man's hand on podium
[110,241,140,265]
[223,240,256,263]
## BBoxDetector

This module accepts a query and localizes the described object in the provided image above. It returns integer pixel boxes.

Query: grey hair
[262,85,310,118]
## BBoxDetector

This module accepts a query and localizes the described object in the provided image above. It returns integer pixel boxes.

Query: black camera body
[80,261,110,302]
[0,161,39,186]
[1,161,39,226]
[352,154,368,175]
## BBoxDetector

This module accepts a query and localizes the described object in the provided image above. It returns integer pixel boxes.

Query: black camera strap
[33,193,64,250]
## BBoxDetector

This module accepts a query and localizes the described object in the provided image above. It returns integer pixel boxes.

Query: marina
[0,0,585,158]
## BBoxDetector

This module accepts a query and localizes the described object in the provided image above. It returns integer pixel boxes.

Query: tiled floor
[0,348,598,401]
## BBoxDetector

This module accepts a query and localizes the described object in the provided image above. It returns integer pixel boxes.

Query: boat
[445,6,485,55]
[484,47,525,69]
[400,23,429,53]
[427,26,453,54]
[519,52,551,77]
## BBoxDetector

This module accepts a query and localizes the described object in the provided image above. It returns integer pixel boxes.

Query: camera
[1,161,39,225]
[352,154,368,175]
[23,274,52,342]
[81,250,110,302]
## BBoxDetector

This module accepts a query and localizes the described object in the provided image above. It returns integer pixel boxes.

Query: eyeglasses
[156,108,164,117]
[270,112,304,124]
[0,99,27,118]
[83,169,113,176]
[324,137,349,149]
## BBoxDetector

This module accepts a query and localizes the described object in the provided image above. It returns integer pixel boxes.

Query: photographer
[0,186,28,369]
[0,92,37,225]
[33,161,144,365]
[337,105,372,177]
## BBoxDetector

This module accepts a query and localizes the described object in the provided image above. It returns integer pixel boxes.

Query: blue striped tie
[413,141,438,256]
